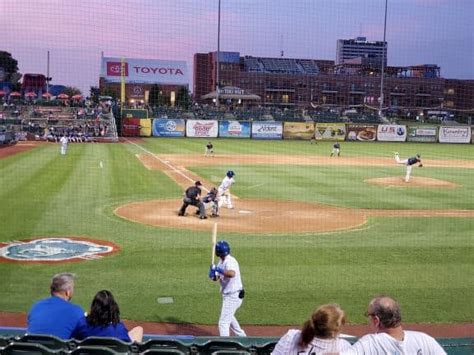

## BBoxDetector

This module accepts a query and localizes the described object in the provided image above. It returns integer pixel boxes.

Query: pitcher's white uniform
[60,136,68,155]
[394,153,421,182]
[218,174,235,209]
[217,254,246,337]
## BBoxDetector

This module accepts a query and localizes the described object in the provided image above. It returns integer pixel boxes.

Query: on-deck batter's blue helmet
[215,240,230,257]
[226,170,235,178]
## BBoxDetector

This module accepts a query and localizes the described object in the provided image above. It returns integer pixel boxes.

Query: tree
[0,51,19,81]
[89,86,100,103]
[148,84,167,107]
[176,87,191,109]
[63,86,82,97]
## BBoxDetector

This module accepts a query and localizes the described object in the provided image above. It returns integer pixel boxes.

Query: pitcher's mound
[115,199,366,234]
[366,176,458,188]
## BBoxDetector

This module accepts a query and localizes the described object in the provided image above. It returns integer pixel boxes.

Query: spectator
[342,295,446,354]
[27,273,85,339]
[272,304,351,354]
[75,290,143,343]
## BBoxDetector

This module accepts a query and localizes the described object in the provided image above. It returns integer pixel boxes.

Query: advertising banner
[346,124,377,142]
[406,125,438,142]
[152,119,185,137]
[101,57,189,85]
[314,123,346,141]
[251,121,283,139]
[186,120,218,138]
[139,119,151,137]
[122,118,141,137]
[283,122,315,140]
[121,109,148,119]
[219,121,251,138]
[438,126,471,143]
[377,125,407,142]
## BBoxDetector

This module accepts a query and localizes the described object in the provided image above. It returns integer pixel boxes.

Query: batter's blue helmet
[226,170,235,178]
[215,240,230,257]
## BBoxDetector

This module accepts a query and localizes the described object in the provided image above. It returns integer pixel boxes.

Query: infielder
[330,142,341,157]
[218,171,235,209]
[59,134,69,155]
[394,152,423,182]
[205,141,214,157]
[208,240,246,337]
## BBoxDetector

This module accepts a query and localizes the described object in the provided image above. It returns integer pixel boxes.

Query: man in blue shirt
[27,273,85,339]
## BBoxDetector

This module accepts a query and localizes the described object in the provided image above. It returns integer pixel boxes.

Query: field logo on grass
[0,237,119,263]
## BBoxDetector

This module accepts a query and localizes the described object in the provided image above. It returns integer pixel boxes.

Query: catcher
[394,153,422,182]
[199,187,220,217]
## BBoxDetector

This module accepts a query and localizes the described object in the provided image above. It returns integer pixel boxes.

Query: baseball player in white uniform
[208,240,246,337]
[59,134,69,155]
[394,152,422,182]
[218,171,235,209]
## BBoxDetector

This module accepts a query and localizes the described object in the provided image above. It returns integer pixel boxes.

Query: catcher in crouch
[394,152,423,182]
[198,187,220,217]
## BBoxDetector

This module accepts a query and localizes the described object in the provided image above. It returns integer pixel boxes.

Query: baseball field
[0,138,473,331]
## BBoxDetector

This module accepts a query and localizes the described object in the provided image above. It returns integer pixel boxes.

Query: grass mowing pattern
[0,139,472,325]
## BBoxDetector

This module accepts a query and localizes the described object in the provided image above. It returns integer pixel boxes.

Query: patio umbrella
[42,92,53,98]
[57,93,69,100]
[25,92,37,98]
[0,90,5,96]
[9,91,21,97]
[71,94,83,100]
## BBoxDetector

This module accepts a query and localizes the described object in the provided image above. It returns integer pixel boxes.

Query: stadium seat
[69,345,120,354]
[138,339,192,354]
[195,339,249,354]
[210,351,251,355]
[2,342,60,354]
[0,335,13,348]
[17,334,70,352]
[251,341,277,355]
[74,336,131,354]
[141,350,186,355]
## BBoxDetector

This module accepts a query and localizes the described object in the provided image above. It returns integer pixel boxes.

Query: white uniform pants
[218,189,233,209]
[61,144,67,155]
[218,292,246,336]
[395,155,411,182]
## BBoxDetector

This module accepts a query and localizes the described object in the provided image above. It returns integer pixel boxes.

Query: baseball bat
[211,222,217,265]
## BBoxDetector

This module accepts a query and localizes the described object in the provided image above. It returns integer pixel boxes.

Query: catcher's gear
[215,240,230,257]
[226,170,235,178]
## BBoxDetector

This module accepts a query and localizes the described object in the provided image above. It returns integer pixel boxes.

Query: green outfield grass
[0,139,473,326]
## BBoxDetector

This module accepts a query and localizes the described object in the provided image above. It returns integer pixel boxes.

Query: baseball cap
[195,181,202,186]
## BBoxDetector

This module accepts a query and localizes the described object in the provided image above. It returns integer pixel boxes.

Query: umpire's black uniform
[178,181,207,219]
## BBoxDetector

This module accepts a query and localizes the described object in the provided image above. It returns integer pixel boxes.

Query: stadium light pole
[379,0,388,119]
[216,0,221,107]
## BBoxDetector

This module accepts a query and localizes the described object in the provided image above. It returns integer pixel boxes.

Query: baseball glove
[418,164,423,167]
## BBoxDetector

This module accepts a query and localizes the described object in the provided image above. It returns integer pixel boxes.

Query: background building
[336,37,387,66]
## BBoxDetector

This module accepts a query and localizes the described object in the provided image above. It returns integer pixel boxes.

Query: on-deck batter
[208,240,246,337]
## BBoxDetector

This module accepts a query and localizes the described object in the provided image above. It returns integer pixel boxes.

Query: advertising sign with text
[283,122,315,140]
[438,126,471,143]
[101,57,189,85]
[219,121,251,138]
[346,124,377,142]
[314,123,345,141]
[251,121,283,139]
[406,126,438,142]
[186,120,218,138]
[152,119,185,137]
[377,124,407,142]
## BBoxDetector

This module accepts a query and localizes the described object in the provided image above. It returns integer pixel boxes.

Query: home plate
[239,210,252,214]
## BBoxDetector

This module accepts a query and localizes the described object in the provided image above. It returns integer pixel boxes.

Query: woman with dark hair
[272,304,351,354]
[75,290,143,343]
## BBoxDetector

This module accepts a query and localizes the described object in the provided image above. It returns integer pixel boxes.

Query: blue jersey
[407,156,421,165]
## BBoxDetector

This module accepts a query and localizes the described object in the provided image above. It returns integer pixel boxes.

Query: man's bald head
[368,295,402,328]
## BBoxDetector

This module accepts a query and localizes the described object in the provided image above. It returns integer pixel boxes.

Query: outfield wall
[127,118,473,144]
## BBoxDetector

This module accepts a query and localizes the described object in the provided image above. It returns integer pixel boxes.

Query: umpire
[178,181,207,219]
